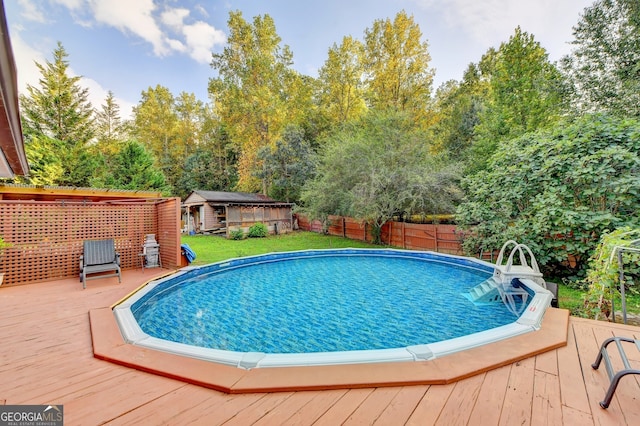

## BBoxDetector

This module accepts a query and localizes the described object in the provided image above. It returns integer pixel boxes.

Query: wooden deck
[1,270,640,425]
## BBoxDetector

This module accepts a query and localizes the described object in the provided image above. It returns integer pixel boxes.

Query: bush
[247,222,268,238]
[580,228,640,320]
[456,114,640,277]
[229,229,245,240]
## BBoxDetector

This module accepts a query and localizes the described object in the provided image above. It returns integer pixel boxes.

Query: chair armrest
[79,255,84,271]
[115,252,121,266]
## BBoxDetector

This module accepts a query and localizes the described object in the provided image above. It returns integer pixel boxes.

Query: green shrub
[229,229,245,240]
[456,114,640,277]
[247,222,268,238]
[580,228,640,320]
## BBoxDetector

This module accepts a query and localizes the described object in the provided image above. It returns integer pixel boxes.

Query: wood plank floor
[1,270,640,425]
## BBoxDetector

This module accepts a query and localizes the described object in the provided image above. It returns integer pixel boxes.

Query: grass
[555,283,585,314]
[551,281,640,317]
[180,231,640,317]
[181,231,382,265]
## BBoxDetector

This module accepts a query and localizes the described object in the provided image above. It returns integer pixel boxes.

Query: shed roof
[183,190,279,205]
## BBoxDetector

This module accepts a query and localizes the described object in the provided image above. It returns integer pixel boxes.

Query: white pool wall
[113,249,552,369]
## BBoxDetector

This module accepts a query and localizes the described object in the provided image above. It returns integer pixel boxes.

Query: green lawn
[181,231,382,265]
[180,231,640,317]
[555,282,640,317]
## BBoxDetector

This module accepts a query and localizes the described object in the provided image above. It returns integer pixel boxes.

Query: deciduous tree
[469,27,566,171]
[561,0,640,117]
[316,36,367,126]
[362,11,435,125]
[302,110,462,243]
[209,11,301,192]
[131,85,179,188]
[255,125,317,203]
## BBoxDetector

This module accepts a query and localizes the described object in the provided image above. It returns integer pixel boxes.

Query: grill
[141,234,161,269]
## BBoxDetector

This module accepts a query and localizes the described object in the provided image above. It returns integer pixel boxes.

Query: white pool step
[464,277,502,304]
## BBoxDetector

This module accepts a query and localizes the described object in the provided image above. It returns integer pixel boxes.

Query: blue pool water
[131,252,521,354]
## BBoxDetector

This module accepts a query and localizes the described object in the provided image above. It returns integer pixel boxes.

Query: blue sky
[6,0,593,118]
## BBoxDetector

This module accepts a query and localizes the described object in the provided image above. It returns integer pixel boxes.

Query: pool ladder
[493,240,546,288]
[466,241,546,316]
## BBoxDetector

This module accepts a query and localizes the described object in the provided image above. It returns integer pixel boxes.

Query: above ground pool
[114,248,553,369]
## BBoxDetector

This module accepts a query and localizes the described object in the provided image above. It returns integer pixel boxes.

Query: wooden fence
[0,198,181,286]
[296,215,463,254]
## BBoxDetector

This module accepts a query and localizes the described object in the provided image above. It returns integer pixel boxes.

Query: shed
[182,191,293,237]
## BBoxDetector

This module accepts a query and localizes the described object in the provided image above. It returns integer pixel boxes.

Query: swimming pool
[114,249,553,369]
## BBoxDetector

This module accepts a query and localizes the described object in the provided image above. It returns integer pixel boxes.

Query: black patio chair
[79,239,121,289]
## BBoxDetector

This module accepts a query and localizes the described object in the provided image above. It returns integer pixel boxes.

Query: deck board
[436,374,484,425]
[467,365,511,426]
[499,355,536,426]
[531,369,563,425]
[405,384,455,425]
[2,271,640,425]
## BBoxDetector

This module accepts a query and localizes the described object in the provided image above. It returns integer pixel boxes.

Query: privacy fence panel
[0,198,181,286]
[297,215,463,254]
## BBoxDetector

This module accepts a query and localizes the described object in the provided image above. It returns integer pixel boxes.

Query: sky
[6,0,594,119]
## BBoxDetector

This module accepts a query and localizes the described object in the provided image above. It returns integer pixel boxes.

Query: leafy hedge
[456,114,640,278]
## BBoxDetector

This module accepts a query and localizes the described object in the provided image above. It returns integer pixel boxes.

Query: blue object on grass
[181,244,196,263]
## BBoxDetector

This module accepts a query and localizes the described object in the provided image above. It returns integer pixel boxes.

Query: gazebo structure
[0,184,181,286]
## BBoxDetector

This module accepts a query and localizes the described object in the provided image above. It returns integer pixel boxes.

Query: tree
[469,28,566,171]
[101,141,168,192]
[95,91,129,155]
[19,42,94,147]
[18,42,99,186]
[301,110,462,243]
[131,85,178,188]
[362,11,435,125]
[19,135,65,185]
[316,36,367,125]
[174,91,205,160]
[456,114,640,277]
[561,0,640,117]
[255,125,317,203]
[209,11,301,192]
[430,64,487,160]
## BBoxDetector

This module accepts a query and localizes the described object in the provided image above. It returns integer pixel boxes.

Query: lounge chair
[80,239,121,289]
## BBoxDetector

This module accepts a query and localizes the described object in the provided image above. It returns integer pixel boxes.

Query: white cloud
[10,30,46,95]
[413,0,592,59]
[89,0,170,56]
[51,0,83,9]
[160,6,226,63]
[182,21,226,63]
[81,77,136,119]
[11,27,135,119]
[17,0,46,23]
[161,7,190,29]
[194,4,209,19]
[49,1,227,64]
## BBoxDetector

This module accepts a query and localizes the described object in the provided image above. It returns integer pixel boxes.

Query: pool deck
[1,269,640,425]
